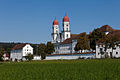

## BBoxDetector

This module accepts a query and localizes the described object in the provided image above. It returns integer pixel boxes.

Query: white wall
[10,50,23,61]
[33,54,95,60]
[63,22,70,32]
[22,44,33,56]
[61,22,70,42]
[96,44,120,58]
[52,25,59,43]
[53,25,59,34]
[46,54,95,60]
[33,56,41,60]
[10,44,33,61]
[112,46,120,58]
[54,43,72,54]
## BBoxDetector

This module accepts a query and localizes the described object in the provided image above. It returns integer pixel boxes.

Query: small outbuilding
[3,53,10,61]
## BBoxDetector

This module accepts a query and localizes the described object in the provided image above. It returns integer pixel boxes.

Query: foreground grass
[0,59,120,80]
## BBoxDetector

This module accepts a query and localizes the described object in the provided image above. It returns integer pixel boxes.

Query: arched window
[66,28,68,31]
[66,34,68,38]
[56,30,58,33]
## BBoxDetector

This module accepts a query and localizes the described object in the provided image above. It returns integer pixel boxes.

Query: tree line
[0,42,54,61]
[37,42,54,60]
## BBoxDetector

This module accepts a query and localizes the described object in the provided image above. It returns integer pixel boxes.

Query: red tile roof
[108,30,120,40]
[53,17,59,25]
[99,25,114,32]
[60,34,79,44]
[97,29,120,43]
[12,43,28,50]
[63,13,69,22]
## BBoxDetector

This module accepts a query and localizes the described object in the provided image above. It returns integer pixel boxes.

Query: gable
[23,44,33,50]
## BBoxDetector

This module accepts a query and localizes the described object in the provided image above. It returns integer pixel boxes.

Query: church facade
[51,13,87,54]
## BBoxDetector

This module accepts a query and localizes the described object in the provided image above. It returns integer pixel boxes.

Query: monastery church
[51,13,88,54]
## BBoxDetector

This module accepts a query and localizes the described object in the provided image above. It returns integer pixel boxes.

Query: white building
[96,43,120,58]
[3,53,9,61]
[52,13,92,54]
[10,43,33,61]
[52,13,77,54]
[96,26,120,58]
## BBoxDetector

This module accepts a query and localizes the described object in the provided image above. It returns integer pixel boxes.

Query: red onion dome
[63,13,69,22]
[53,17,59,25]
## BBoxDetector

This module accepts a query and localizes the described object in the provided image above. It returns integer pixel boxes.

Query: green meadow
[0,59,120,80]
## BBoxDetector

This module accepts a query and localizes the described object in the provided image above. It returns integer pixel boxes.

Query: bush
[25,54,33,61]
[41,52,46,60]
[0,56,3,61]
[15,58,17,62]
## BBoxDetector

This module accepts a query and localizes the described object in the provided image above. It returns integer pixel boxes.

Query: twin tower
[52,13,71,43]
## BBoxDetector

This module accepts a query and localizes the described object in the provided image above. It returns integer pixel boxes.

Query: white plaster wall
[46,54,95,60]
[63,22,70,32]
[52,25,59,43]
[33,56,41,60]
[10,44,33,61]
[55,43,72,54]
[10,50,22,61]
[96,44,105,58]
[61,22,70,41]
[112,46,120,58]
[53,25,59,33]
[60,44,71,54]
[52,34,59,43]
[96,44,120,58]
[61,32,70,41]
[33,54,95,60]
[106,48,112,57]
[22,44,33,56]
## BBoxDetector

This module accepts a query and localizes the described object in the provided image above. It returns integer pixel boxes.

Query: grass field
[0,59,120,80]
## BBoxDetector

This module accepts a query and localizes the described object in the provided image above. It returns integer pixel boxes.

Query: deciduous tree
[0,47,4,61]
[105,35,119,58]
[46,42,54,54]
[38,43,47,60]
[74,32,90,52]
[89,28,105,50]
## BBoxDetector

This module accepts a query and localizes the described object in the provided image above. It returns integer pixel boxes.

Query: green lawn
[0,59,120,80]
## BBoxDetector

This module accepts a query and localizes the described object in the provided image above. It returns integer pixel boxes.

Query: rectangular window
[100,48,103,52]
[116,52,118,55]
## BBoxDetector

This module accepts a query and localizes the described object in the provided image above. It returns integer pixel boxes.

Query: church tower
[61,13,71,42]
[52,17,59,43]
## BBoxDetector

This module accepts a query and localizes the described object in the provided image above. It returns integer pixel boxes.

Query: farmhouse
[10,43,33,61]
[96,26,120,58]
